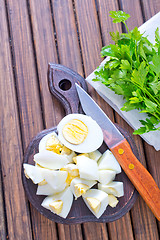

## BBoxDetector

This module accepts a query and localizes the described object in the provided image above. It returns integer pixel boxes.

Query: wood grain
[0,169,6,240]
[0,1,33,239]
[5,0,58,239]
[141,0,160,21]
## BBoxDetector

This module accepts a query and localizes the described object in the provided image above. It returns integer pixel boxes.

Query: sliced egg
[89,150,102,162]
[23,163,44,184]
[39,132,75,163]
[76,155,99,181]
[82,189,109,218]
[98,150,121,173]
[34,150,69,169]
[73,153,89,164]
[36,183,57,195]
[41,187,73,218]
[60,164,79,186]
[98,169,116,185]
[98,182,124,197]
[108,195,119,208]
[70,177,97,199]
[42,169,67,191]
[57,114,103,153]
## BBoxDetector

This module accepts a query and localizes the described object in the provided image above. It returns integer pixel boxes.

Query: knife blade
[76,83,160,221]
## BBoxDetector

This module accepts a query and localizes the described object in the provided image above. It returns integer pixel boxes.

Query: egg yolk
[74,183,89,198]
[61,167,79,186]
[46,135,63,154]
[86,197,101,214]
[62,119,88,145]
[49,200,63,214]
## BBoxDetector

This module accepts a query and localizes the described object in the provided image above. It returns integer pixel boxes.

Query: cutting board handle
[48,63,88,114]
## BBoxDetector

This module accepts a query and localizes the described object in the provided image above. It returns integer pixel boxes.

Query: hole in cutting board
[59,79,72,91]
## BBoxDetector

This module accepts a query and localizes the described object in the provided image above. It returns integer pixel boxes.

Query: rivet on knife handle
[110,138,160,221]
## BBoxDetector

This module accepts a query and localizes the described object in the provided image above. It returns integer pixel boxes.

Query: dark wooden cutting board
[22,64,138,224]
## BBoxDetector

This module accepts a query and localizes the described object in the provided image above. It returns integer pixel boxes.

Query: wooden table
[0,0,160,239]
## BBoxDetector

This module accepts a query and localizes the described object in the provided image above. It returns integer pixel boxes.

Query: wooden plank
[0,169,6,240]
[58,225,83,240]
[5,0,58,239]
[75,1,133,239]
[82,223,108,240]
[101,0,159,239]
[141,0,160,21]
[0,1,33,239]
[28,0,60,129]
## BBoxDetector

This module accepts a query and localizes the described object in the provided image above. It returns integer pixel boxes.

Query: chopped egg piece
[36,183,57,195]
[60,164,79,186]
[76,156,99,180]
[23,164,44,184]
[38,179,47,186]
[57,114,103,153]
[39,132,63,154]
[98,169,116,184]
[62,119,88,144]
[73,153,89,163]
[98,182,124,197]
[41,187,73,218]
[86,197,101,214]
[82,189,109,218]
[70,177,96,199]
[108,195,119,208]
[89,150,102,162]
[42,169,67,192]
[49,200,63,214]
[98,150,121,173]
[34,150,69,169]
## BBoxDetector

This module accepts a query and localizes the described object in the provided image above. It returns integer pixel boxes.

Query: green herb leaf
[109,11,130,23]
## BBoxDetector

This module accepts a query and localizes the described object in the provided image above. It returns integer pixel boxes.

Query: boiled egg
[60,164,79,186]
[41,187,73,218]
[98,169,116,185]
[98,181,124,197]
[23,163,44,184]
[34,150,69,169]
[70,177,97,199]
[98,150,121,174]
[39,132,76,163]
[82,189,109,218]
[89,150,102,162]
[36,183,57,196]
[108,195,119,208]
[57,114,103,153]
[76,155,99,181]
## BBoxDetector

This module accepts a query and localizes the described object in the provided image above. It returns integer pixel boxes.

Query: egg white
[57,114,103,153]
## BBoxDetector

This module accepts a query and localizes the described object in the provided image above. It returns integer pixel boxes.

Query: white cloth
[86,12,160,151]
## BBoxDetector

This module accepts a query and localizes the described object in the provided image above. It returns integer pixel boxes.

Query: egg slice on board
[98,150,121,174]
[34,150,69,169]
[57,114,103,153]
[98,169,116,185]
[36,183,57,196]
[23,164,44,184]
[60,164,79,186]
[41,187,73,218]
[82,189,109,218]
[70,177,97,199]
[98,182,124,197]
[39,132,76,163]
[76,155,99,181]
[108,195,119,208]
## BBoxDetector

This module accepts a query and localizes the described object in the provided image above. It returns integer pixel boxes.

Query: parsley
[93,11,160,134]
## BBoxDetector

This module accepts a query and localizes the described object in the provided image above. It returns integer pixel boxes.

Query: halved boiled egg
[41,187,73,218]
[82,189,109,218]
[57,114,103,153]
[98,150,121,174]
[70,177,97,199]
[98,181,124,197]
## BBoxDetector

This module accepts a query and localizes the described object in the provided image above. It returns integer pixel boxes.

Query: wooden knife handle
[111,138,160,221]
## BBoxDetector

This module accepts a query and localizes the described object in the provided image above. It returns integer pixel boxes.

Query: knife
[76,83,160,221]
